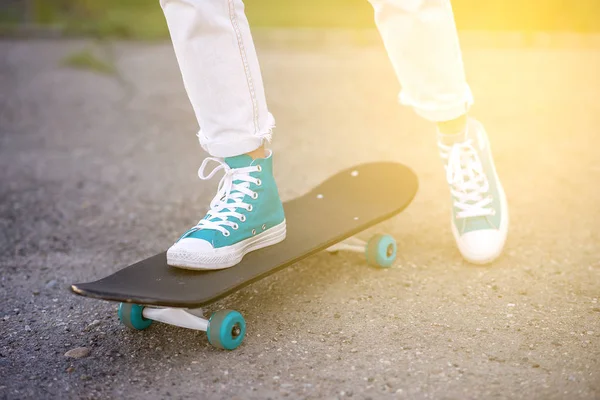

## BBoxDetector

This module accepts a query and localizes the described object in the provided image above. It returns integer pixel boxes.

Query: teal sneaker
[438,118,509,264]
[167,150,286,270]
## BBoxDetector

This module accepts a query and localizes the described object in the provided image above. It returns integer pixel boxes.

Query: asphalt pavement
[0,31,599,399]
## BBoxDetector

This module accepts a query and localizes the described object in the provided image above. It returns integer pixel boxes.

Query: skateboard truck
[326,236,368,254]
[118,304,246,350]
[327,234,398,268]
[140,307,208,331]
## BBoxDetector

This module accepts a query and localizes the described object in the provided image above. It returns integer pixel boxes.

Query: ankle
[437,114,468,136]
[245,146,266,160]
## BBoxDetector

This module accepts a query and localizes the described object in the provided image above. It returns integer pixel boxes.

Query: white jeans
[160,0,473,157]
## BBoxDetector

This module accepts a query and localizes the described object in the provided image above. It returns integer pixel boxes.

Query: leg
[160,0,286,269]
[368,0,472,123]
[368,0,508,264]
[160,0,273,157]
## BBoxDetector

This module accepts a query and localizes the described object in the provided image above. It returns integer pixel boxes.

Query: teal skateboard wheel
[207,310,246,350]
[118,303,153,330]
[365,234,397,267]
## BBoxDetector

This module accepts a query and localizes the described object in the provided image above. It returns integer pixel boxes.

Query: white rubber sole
[167,220,287,270]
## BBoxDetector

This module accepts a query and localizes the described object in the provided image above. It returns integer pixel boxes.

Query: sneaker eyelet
[252,192,258,199]
[256,179,262,186]
[256,165,262,172]
[247,205,253,212]
[262,224,266,230]
[240,215,246,222]
[252,229,256,235]
[223,231,230,237]
[232,223,239,230]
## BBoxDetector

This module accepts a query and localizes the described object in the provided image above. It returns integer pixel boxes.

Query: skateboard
[71,162,418,350]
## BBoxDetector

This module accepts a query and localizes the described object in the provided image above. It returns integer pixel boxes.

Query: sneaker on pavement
[438,118,509,264]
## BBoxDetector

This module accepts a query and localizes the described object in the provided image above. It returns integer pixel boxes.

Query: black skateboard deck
[71,162,418,308]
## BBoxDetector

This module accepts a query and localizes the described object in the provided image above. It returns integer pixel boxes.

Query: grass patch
[62,48,116,75]
[3,0,600,39]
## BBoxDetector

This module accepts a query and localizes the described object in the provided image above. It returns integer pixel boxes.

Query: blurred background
[1,1,599,400]
[1,0,599,38]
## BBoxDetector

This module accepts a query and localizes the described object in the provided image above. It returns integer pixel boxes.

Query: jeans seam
[227,0,259,135]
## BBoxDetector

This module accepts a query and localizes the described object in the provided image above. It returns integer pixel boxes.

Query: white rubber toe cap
[456,230,506,265]
[167,238,215,266]
[169,238,214,253]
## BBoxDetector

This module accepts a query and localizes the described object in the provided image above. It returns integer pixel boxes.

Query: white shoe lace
[439,139,495,219]
[191,157,261,237]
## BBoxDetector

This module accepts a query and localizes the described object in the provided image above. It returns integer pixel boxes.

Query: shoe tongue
[224,154,254,169]
[463,215,492,231]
